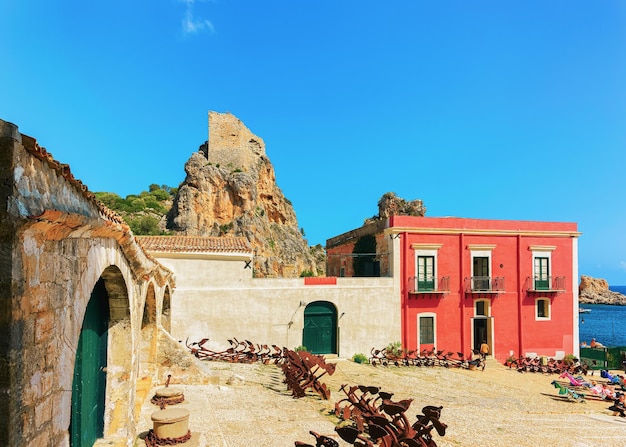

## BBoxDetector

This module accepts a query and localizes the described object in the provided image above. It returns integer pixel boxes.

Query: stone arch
[71,264,133,445]
[142,282,157,328]
[136,281,158,418]
[161,286,171,333]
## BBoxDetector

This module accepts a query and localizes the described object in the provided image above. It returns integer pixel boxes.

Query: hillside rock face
[166,111,318,278]
[579,275,626,305]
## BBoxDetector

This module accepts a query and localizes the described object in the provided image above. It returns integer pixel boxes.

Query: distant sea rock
[579,275,626,305]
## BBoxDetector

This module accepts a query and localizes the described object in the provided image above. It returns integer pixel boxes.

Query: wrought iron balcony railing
[526,276,566,292]
[464,276,505,293]
[408,276,450,294]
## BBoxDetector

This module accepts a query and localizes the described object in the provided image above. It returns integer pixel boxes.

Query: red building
[326,215,580,363]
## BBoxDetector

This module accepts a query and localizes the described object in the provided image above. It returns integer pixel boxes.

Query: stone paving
[135,359,626,447]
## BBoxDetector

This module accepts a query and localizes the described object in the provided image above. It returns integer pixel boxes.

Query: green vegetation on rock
[95,184,177,236]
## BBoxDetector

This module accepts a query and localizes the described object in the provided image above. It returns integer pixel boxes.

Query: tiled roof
[136,236,252,254]
[19,132,126,225]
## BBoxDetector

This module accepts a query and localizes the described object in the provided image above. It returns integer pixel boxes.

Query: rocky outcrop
[364,192,426,224]
[166,112,318,278]
[579,275,626,305]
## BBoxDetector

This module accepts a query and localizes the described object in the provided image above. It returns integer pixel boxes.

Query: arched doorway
[303,301,337,355]
[70,265,131,445]
[70,278,109,447]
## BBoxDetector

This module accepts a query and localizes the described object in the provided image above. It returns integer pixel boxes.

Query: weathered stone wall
[0,120,177,447]
[207,111,265,170]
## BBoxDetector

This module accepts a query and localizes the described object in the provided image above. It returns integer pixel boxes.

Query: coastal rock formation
[579,275,626,305]
[166,111,318,278]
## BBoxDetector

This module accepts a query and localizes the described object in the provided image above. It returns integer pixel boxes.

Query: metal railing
[408,276,450,294]
[526,276,566,292]
[464,276,505,293]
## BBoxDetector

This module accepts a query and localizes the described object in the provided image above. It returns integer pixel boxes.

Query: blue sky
[2,1,625,284]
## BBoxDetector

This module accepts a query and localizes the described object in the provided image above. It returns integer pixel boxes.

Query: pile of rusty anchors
[333,384,447,447]
[370,347,474,370]
[281,349,336,400]
[186,337,285,364]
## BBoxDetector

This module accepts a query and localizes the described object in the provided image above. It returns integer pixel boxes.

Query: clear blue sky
[2,1,625,284]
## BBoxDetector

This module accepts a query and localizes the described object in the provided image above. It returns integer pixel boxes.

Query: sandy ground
[136,358,626,447]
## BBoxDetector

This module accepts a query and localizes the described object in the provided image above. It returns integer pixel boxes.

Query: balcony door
[473,257,490,291]
[534,257,550,290]
[417,256,435,291]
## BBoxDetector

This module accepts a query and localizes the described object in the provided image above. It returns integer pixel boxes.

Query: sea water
[578,285,626,347]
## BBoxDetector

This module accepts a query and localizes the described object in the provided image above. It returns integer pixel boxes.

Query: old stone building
[0,119,185,446]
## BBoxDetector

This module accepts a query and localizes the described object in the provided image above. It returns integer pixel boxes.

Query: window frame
[412,245,442,292]
[530,246,556,291]
[470,249,493,291]
[417,255,435,291]
[535,297,551,320]
[475,299,490,317]
[417,312,436,346]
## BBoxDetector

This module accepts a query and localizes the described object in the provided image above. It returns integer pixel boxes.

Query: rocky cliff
[166,112,319,278]
[579,275,626,305]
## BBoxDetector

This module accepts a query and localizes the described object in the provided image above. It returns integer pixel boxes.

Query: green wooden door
[71,279,109,447]
[303,302,337,354]
[417,256,435,291]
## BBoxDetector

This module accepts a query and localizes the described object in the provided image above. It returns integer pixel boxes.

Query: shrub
[129,216,163,236]
[299,270,315,277]
[562,354,578,366]
[294,345,307,352]
[385,341,403,358]
[352,353,369,364]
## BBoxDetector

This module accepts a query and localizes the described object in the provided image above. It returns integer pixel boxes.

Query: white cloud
[180,0,215,35]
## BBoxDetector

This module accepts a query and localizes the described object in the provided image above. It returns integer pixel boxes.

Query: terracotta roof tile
[136,236,252,254]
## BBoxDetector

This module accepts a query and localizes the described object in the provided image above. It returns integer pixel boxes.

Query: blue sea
[579,285,626,348]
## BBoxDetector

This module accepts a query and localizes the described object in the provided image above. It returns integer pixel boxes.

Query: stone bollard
[151,407,190,439]
[154,385,185,400]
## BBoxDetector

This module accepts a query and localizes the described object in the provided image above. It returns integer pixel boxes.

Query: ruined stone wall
[207,111,266,170]
[0,120,176,447]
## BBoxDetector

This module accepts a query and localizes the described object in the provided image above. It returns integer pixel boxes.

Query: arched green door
[71,278,109,447]
[303,301,337,355]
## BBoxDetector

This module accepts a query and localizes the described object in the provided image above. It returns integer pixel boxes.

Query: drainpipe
[517,234,523,358]
[459,233,465,352]
[401,231,408,351]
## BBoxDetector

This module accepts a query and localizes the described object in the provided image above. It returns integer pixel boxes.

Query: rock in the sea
[578,275,626,305]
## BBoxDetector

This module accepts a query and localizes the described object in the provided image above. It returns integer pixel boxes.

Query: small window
[419,316,434,344]
[475,300,489,316]
[536,298,550,319]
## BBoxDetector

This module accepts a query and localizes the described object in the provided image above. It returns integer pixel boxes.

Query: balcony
[525,276,566,293]
[464,276,505,294]
[408,276,450,295]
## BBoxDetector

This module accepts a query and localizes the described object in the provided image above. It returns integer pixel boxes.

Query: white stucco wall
[153,254,400,359]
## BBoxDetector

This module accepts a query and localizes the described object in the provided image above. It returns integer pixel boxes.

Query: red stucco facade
[327,216,580,363]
